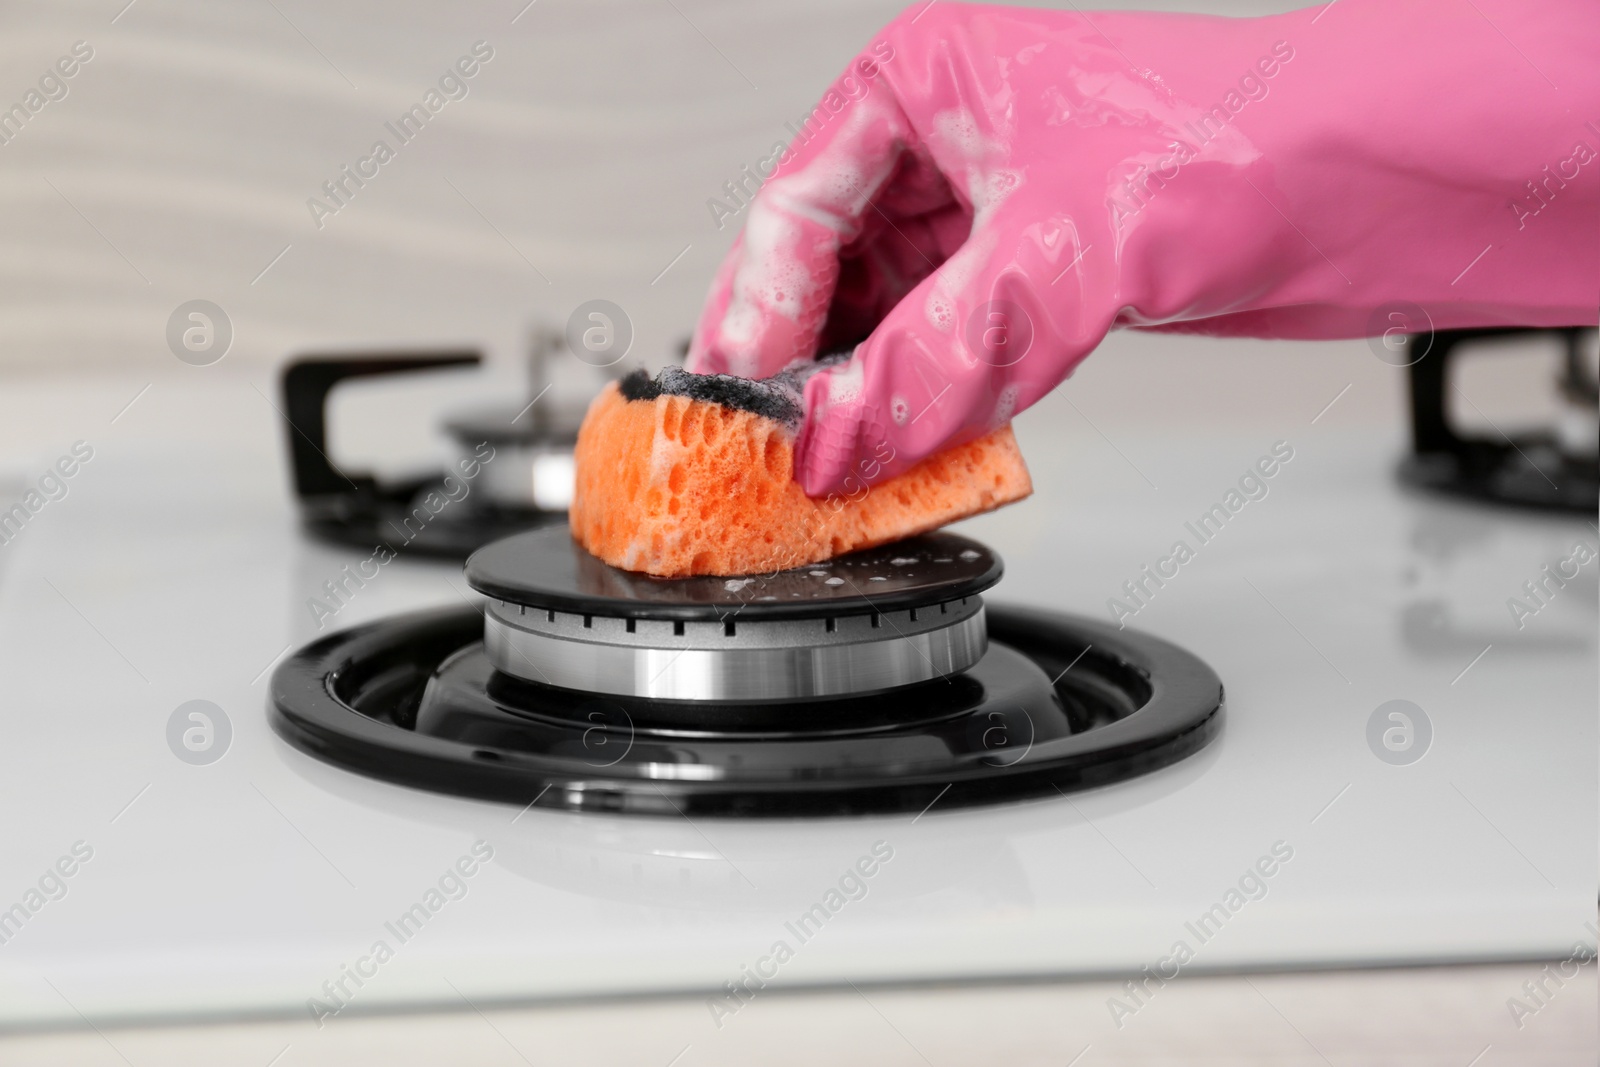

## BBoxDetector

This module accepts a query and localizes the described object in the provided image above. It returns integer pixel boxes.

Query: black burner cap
[464,523,1003,621]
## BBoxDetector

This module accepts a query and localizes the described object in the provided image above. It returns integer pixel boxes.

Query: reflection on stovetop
[1400,495,1596,657]
[273,700,1222,914]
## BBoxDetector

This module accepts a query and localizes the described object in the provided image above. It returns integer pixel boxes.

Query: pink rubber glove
[688,0,1600,497]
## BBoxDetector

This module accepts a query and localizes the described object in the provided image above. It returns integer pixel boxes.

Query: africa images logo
[305,42,495,229]
[306,443,495,629]
[705,38,896,231]
[0,41,94,147]
[0,442,95,550]
[1106,441,1294,628]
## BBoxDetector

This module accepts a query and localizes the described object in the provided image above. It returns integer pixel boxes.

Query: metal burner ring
[482,595,987,702]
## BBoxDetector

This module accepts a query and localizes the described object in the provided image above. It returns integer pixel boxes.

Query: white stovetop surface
[0,343,1592,1030]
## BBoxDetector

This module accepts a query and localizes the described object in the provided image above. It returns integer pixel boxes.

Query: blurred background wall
[0,0,1308,375]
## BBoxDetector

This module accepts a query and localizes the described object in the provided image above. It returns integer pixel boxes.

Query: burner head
[464,523,1003,619]
[464,524,1004,702]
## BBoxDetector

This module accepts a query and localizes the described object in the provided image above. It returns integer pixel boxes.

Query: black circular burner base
[270,604,1223,817]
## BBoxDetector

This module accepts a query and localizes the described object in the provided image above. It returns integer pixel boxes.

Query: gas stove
[270,525,1222,816]
[1399,327,1598,512]
[0,348,1591,1031]
[278,328,610,560]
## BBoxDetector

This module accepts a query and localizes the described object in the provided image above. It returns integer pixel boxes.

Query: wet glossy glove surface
[688,0,1600,496]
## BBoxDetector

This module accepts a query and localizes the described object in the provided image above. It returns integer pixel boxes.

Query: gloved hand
[687,0,1599,497]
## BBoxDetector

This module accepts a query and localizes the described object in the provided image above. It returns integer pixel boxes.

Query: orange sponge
[570,368,1031,577]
